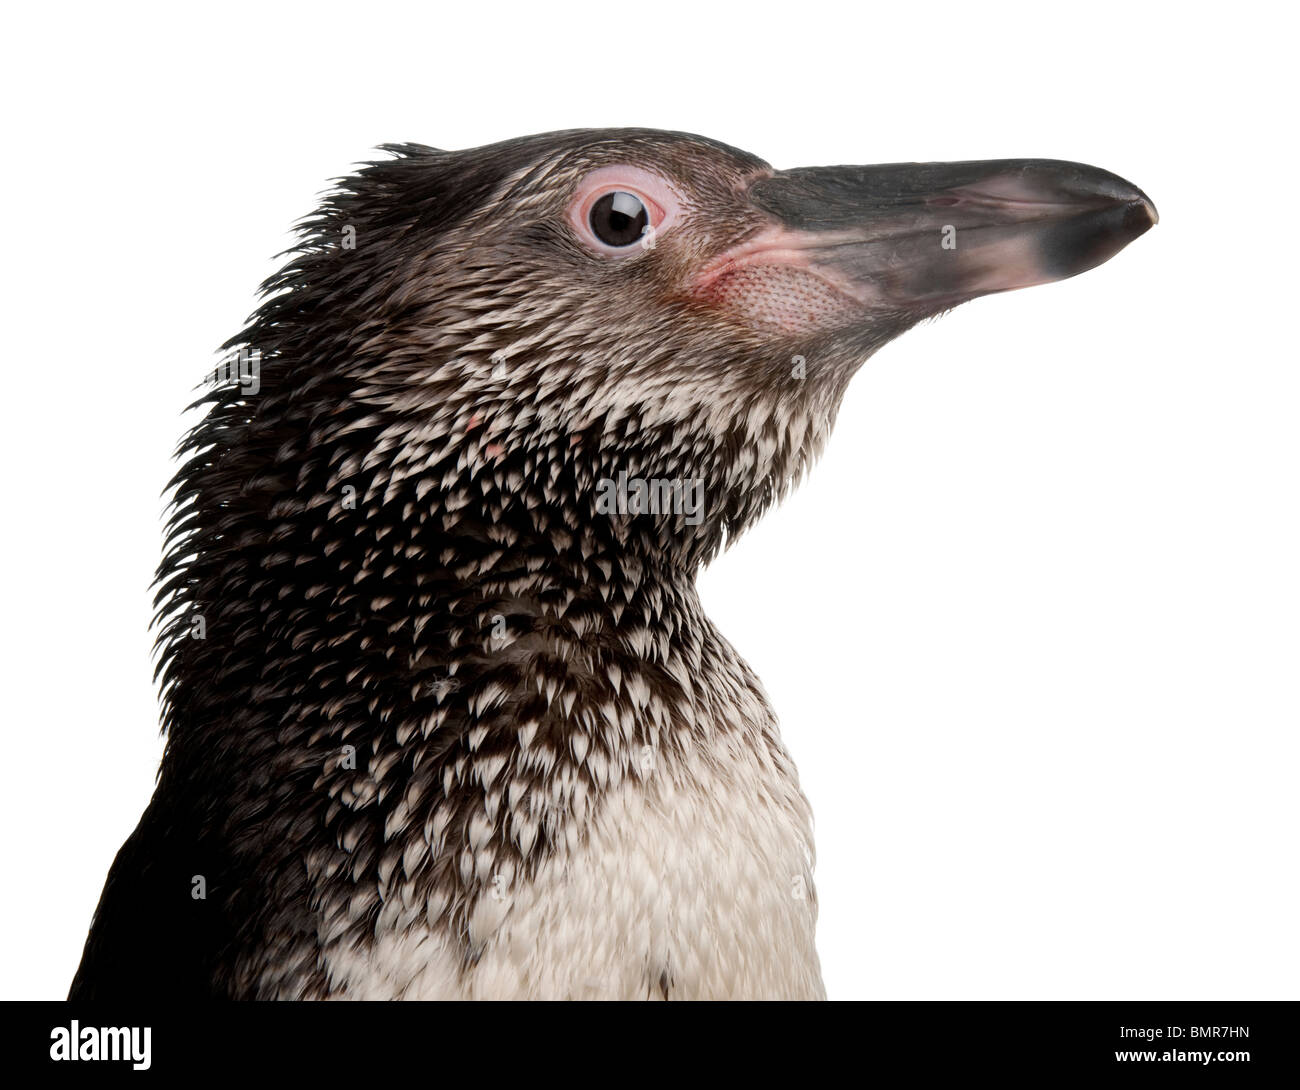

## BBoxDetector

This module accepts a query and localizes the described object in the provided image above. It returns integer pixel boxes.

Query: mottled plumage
[71,129,1153,1000]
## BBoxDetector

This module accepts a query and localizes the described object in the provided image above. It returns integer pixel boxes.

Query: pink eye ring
[568,166,681,255]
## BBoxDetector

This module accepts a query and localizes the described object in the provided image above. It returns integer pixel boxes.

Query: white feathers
[324,714,822,999]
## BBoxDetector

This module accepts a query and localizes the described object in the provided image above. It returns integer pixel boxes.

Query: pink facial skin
[694,226,868,334]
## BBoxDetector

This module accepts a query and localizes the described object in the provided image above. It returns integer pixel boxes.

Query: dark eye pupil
[590,191,648,247]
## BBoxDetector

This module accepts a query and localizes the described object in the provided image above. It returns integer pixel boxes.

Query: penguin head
[241,129,1155,565]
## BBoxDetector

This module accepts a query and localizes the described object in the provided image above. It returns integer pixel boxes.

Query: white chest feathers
[321,729,824,1000]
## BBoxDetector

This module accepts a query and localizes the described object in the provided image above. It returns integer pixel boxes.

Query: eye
[568,166,680,256]
[589,191,649,247]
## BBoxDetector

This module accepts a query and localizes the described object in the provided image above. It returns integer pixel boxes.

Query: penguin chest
[324,729,824,1000]
[468,736,824,1000]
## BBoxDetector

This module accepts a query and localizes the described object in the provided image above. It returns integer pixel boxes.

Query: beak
[743,159,1157,310]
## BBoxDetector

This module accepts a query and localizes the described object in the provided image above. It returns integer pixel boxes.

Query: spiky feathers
[71,130,902,1000]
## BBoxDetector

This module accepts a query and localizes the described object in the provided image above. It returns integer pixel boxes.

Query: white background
[2,2,1295,1000]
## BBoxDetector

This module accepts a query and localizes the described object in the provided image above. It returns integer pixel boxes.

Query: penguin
[70,129,1155,1000]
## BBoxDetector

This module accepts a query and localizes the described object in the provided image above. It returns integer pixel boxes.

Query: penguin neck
[156,426,776,972]
[162,476,710,753]
[411,516,705,675]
